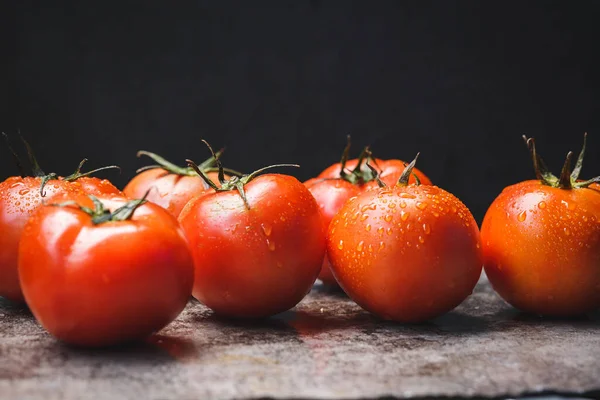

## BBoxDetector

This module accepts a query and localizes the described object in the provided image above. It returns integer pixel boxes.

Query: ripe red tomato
[306,138,433,286]
[178,154,326,318]
[0,137,121,302]
[481,135,600,316]
[124,150,239,218]
[317,140,431,187]
[18,193,194,347]
[327,155,482,322]
[306,179,363,285]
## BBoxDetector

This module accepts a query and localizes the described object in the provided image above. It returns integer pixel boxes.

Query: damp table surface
[1,276,599,400]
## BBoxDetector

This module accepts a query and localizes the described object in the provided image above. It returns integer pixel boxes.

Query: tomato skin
[481,180,600,316]
[123,169,219,218]
[327,184,482,322]
[305,178,363,285]
[178,174,326,318]
[18,194,194,347]
[72,177,123,196]
[0,176,121,302]
[318,158,432,187]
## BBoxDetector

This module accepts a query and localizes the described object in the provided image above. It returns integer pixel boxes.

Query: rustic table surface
[1,275,599,400]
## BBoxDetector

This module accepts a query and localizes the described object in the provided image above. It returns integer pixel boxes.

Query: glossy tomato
[327,155,482,322]
[306,138,432,286]
[0,137,121,302]
[481,135,600,316]
[178,152,326,318]
[18,193,194,347]
[317,139,431,187]
[306,179,363,285]
[124,149,239,218]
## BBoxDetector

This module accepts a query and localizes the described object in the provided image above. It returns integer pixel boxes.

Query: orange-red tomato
[482,180,600,316]
[318,157,432,187]
[124,168,213,218]
[327,161,481,322]
[307,143,432,286]
[179,173,326,318]
[0,176,121,302]
[481,135,600,316]
[305,179,363,285]
[124,151,233,218]
[18,193,194,347]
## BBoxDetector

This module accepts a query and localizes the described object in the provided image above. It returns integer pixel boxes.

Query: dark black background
[3,0,600,222]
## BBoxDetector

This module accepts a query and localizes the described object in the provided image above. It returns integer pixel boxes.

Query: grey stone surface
[0,276,599,400]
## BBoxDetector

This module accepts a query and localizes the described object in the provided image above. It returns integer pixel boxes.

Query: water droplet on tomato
[418,235,425,244]
[378,242,385,251]
[261,223,272,237]
[267,239,276,251]
[400,211,409,221]
[400,201,407,208]
[368,244,373,252]
[360,214,369,221]
[377,227,385,235]
[384,214,392,222]
[10,182,21,189]
[388,203,396,209]
[280,215,286,222]
[517,211,527,222]
[538,201,546,209]
[563,227,570,236]
[351,212,360,220]
[423,223,430,234]
[386,227,393,235]
[416,201,427,210]
[451,206,457,213]
[356,241,364,251]
[400,193,416,199]
[338,240,344,250]
[365,224,371,232]
[18,189,29,196]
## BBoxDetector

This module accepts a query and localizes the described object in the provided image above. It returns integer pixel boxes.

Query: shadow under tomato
[0,297,32,315]
[50,333,198,365]
[491,307,600,329]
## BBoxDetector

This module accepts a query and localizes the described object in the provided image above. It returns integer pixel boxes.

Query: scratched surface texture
[1,276,599,400]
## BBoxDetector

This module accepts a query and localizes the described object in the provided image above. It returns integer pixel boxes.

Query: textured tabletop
[1,276,599,400]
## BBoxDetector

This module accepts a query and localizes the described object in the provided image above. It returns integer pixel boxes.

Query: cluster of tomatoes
[1,133,599,348]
